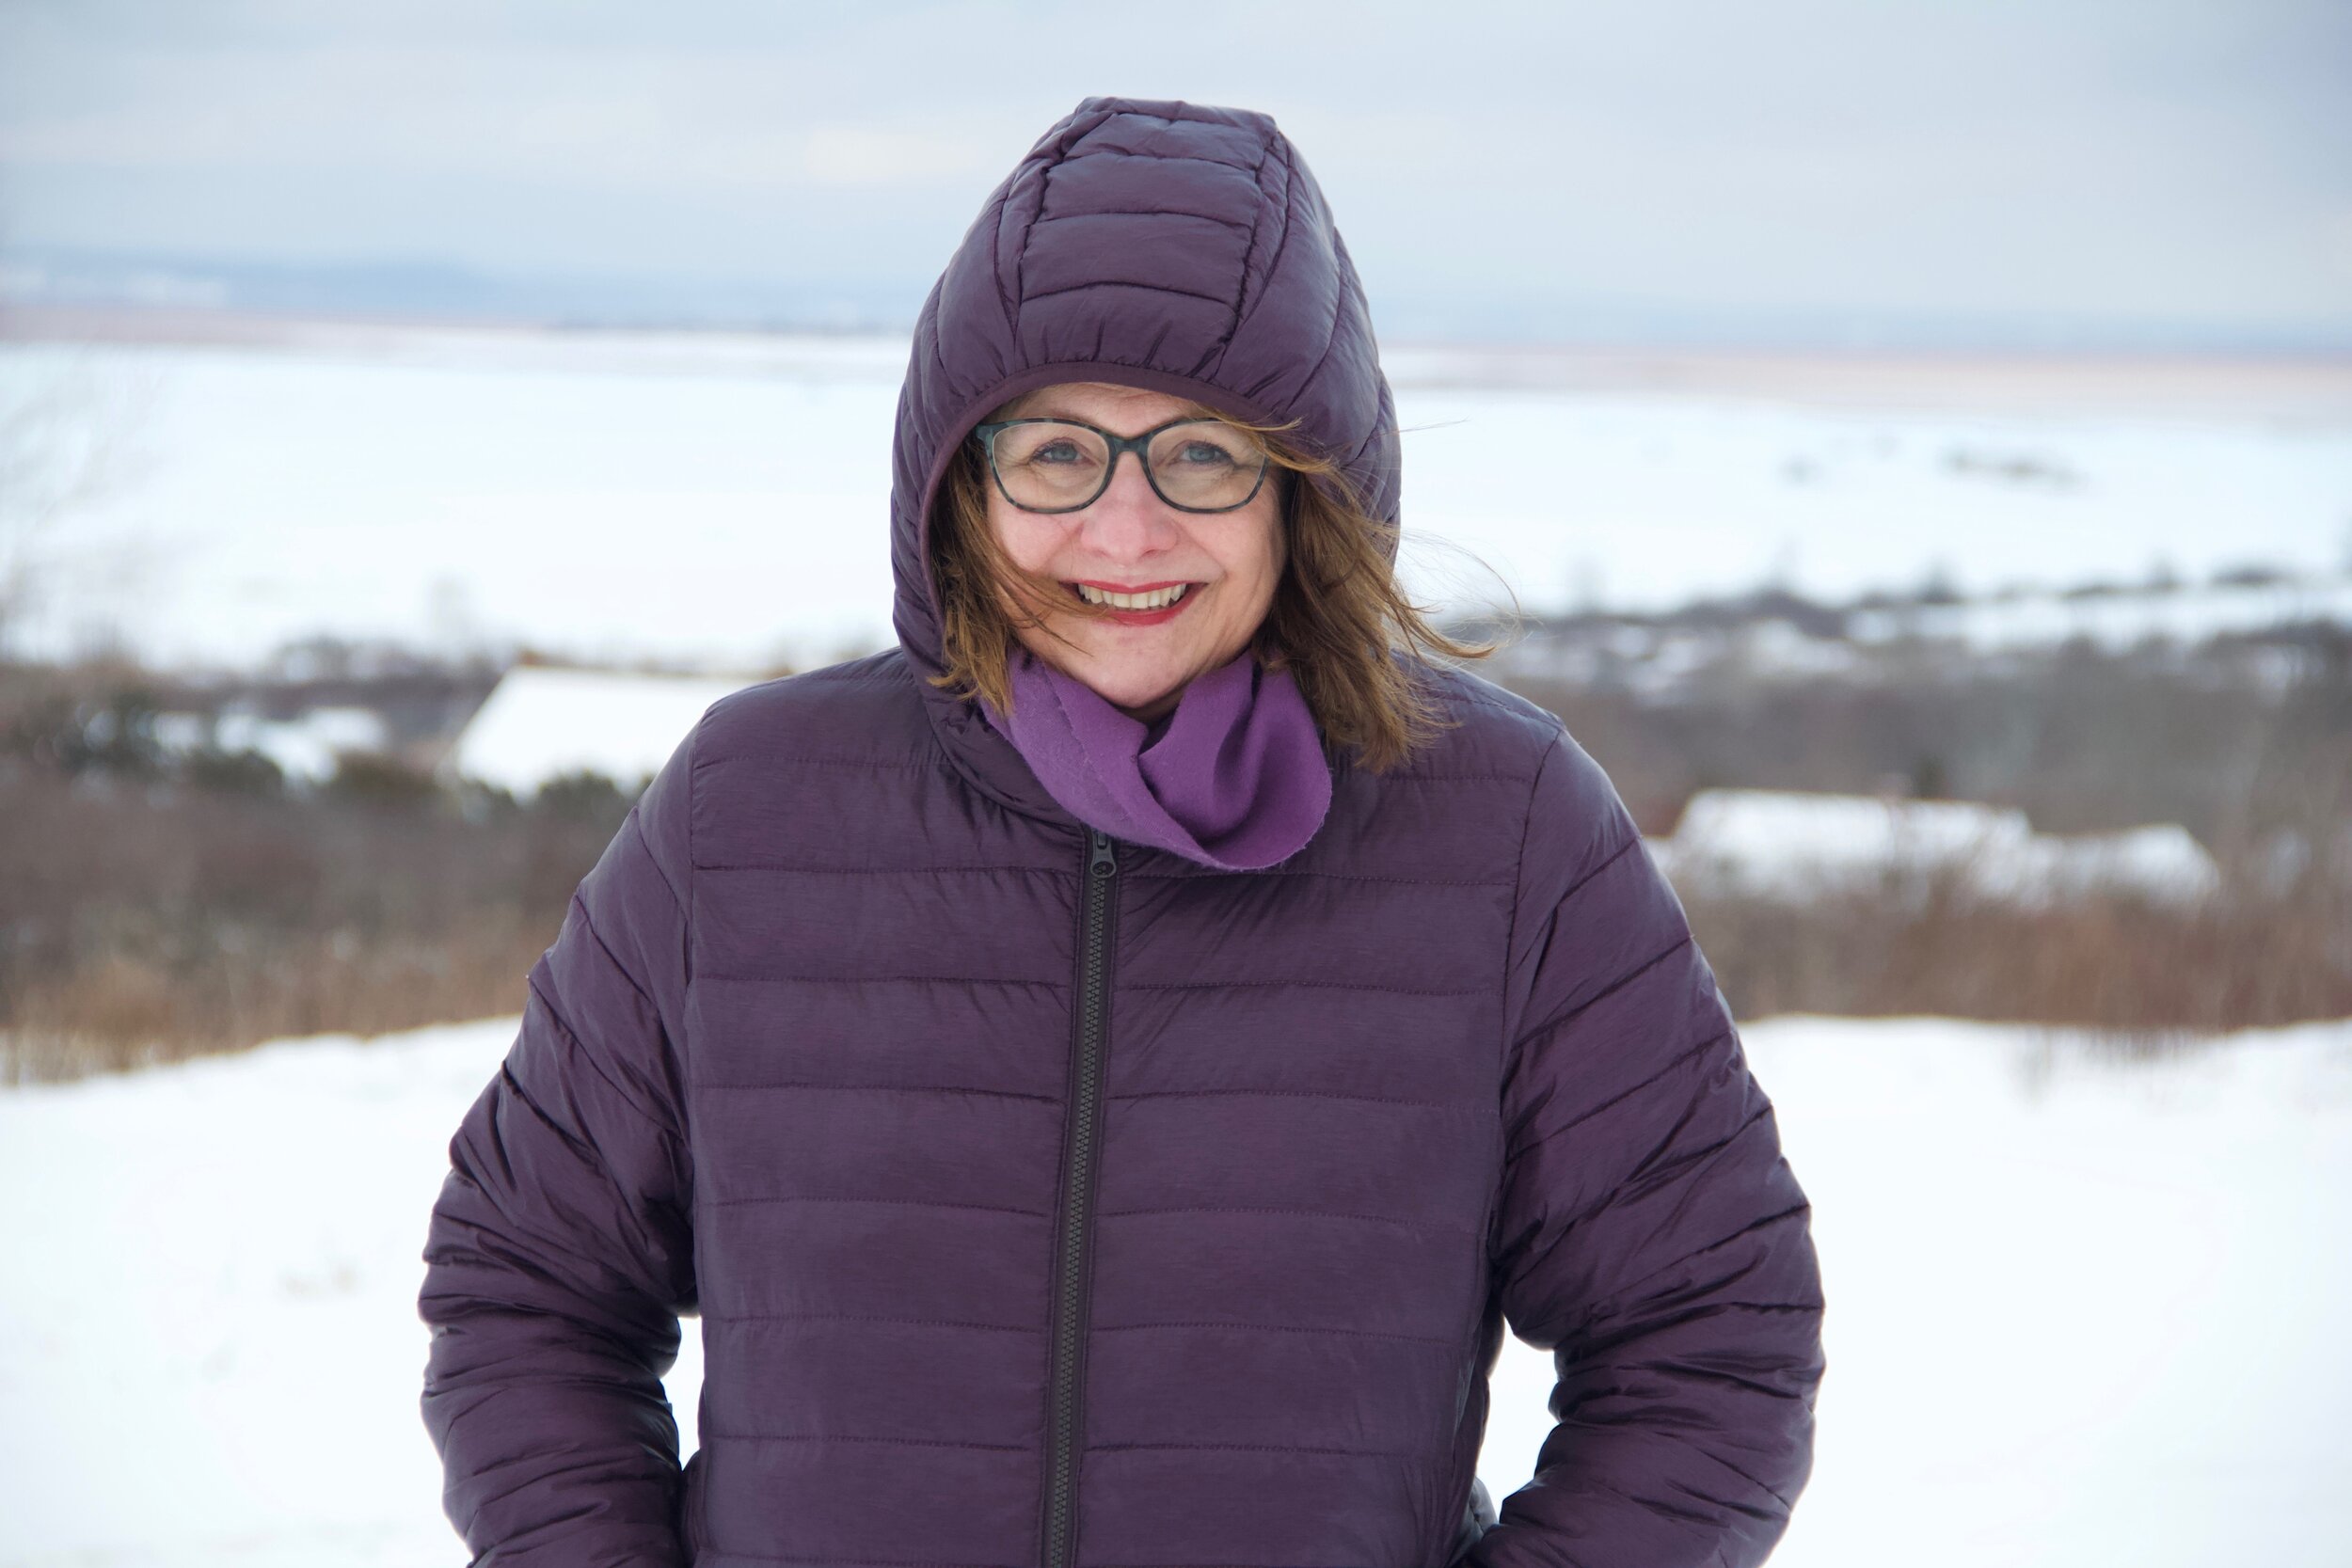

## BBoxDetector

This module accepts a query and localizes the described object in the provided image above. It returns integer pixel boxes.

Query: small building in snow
[1649,788,2219,908]
[448,665,758,800]
[208,705,389,784]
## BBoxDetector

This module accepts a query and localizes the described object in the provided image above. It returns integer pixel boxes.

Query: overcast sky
[3,0,2348,345]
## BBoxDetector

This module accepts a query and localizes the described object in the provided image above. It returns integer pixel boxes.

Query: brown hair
[925,397,1497,773]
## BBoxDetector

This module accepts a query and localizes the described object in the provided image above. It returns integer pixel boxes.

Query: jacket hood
[888,96,1401,686]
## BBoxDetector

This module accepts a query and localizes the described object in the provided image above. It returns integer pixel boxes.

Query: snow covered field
[2,1013,2346,1567]
[3,332,2347,671]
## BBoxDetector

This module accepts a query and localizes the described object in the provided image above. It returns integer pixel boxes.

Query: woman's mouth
[1068,580,1200,626]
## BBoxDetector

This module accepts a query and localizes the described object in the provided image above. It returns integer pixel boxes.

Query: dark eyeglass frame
[972,416,1272,515]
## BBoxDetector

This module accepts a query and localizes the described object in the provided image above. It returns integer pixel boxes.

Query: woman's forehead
[995,381,1219,425]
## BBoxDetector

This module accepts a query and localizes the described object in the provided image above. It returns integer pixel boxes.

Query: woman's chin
[1076,672,1179,721]
[1113,689,1184,723]
[1022,633,1204,720]
[1028,644,1177,713]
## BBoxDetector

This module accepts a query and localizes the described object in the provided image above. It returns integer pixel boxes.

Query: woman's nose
[1077,452,1179,561]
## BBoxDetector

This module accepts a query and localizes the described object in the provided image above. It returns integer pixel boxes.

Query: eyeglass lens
[988,421,1265,512]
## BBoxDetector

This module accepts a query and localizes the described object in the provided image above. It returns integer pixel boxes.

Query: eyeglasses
[972,416,1272,515]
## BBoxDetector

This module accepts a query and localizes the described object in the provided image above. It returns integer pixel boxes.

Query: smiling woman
[958,382,1291,721]
[421,95,1825,1568]
[930,381,1479,774]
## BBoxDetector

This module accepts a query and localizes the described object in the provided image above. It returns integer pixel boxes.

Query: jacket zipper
[1042,826,1119,1568]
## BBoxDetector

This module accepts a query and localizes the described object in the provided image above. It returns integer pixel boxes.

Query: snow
[2,1012,2346,1565]
[1737,1017,2352,1568]
[1667,790,2038,879]
[3,334,2345,671]
[2034,823,2222,904]
[449,664,755,798]
[1492,576,2352,693]
[0,323,2344,1561]
[212,705,389,783]
[1652,788,2222,906]
[1849,576,2352,653]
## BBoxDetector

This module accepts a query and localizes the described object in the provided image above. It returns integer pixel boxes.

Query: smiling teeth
[1077,583,1189,610]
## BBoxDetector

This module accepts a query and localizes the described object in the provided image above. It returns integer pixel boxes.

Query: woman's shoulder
[1302,660,1628,897]
[1374,661,1634,851]
[691,648,937,771]
[1392,660,1577,786]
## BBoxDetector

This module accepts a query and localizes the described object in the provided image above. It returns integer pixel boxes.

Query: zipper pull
[1089,829,1119,877]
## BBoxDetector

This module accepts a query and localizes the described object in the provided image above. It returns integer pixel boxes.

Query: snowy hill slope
[1,1014,2346,1566]
[6,337,2346,673]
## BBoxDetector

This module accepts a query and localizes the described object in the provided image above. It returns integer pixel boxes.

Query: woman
[420,97,1824,1568]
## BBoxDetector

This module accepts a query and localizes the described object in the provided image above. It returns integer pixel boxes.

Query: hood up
[885,96,1401,826]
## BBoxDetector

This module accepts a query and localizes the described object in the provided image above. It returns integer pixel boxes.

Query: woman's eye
[1175,441,1237,467]
[1026,439,1087,466]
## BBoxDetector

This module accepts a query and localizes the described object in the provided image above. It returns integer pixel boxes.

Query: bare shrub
[1499,631,2352,1036]
[1681,869,2352,1036]
[1507,626,2347,847]
[0,659,632,1083]
[4,629,2347,1083]
[2,916,554,1083]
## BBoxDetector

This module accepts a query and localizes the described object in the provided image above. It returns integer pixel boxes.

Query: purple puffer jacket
[420,97,1823,1568]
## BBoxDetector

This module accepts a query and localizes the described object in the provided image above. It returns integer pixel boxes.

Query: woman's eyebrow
[1001,395,1226,420]
[992,395,1094,422]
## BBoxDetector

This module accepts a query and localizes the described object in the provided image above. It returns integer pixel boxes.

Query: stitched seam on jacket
[1295,277,1352,413]
[1232,134,1298,340]
[524,971,684,1147]
[1107,1087,1463,1109]
[682,719,699,1222]
[1094,1319,1454,1346]
[1549,1202,1815,1342]
[1125,978,1479,997]
[628,810,687,919]
[1600,1300,1826,1328]
[1031,208,1253,233]
[662,1552,1024,1568]
[1623,1421,1801,1512]
[1376,771,1542,784]
[992,185,1020,341]
[695,864,1501,886]
[702,1196,1048,1217]
[1501,732,1565,1075]
[567,891,657,1020]
[1621,1100,1777,1206]
[708,1432,1028,1450]
[697,862,1066,876]
[1028,145,1061,263]
[1445,685,1563,722]
[1120,869,1512,887]
[1096,1203,1480,1236]
[1221,133,1279,346]
[1558,835,1639,907]
[1058,148,1258,173]
[711,1310,1038,1332]
[793,661,911,685]
[698,972,1065,988]
[1566,1104,1783,1251]
[693,754,949,773]
[1089,1440,1420,1458]
[1021,277,1237,309]
[1562,1226,1813,1515]
[690,1080,1055,1101]
[1505,1026,1736,1165]
[1512,933,1696,1053]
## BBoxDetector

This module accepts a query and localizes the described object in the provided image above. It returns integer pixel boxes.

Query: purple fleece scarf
[979,647,1332,871]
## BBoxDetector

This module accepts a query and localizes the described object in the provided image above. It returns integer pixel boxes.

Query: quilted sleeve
[1465,731,1825,1568]
[418,728,700,1565]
